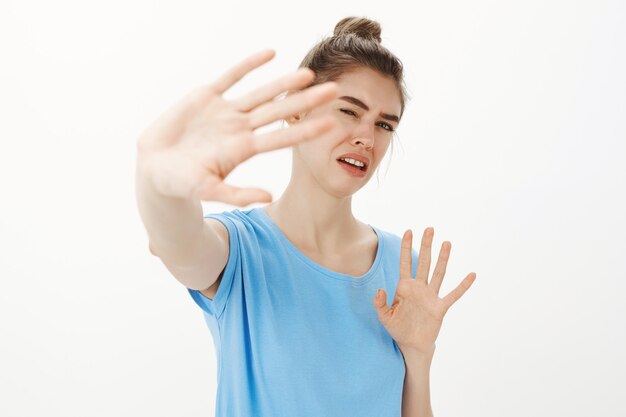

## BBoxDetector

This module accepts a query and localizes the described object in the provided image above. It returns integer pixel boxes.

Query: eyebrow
[338,96,400,124]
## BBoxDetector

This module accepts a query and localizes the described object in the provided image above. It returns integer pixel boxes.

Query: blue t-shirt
[187,207,419,417]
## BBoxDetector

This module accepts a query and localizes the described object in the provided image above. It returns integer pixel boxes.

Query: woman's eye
[340,108,394,132]
[340,108,357,117]
[379,122,394,132]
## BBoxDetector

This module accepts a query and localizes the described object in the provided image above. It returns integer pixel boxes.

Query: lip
[336,153,370,170]
[336,159,367,177]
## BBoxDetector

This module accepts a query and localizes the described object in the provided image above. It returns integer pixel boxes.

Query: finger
[192,177,272,206]
[430,241,451,295]
[250,114,348,154]
[399,229,413,280]
[208,49,276,96]
[231,67,316,112]
[441,272,477,312]
[247,82,339,130]
[415,227,434,284]
[373,288,392,324]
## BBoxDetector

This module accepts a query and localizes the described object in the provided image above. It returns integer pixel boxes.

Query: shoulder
[203,207,265,248]
[203,208,257,230]
[365,222,397,247]
[369,223,419,257]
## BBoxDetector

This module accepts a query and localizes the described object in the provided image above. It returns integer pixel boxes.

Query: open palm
[136,49,347,206]
[373,228,477,355]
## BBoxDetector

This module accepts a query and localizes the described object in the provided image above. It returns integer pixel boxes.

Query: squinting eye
[340,108,394,132]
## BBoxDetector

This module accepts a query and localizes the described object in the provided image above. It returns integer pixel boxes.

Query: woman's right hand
[136,49,347,206]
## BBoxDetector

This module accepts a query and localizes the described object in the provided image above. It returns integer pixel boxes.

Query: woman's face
[289,66,402,198]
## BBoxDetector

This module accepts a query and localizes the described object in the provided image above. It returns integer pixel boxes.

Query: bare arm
[135,155,203,261]
[133,49,347,292]
[135,153,228,291]
[401,349,434,417]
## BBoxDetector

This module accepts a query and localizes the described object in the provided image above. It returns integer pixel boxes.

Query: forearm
[135,152,204,265]
[401,348,434,417]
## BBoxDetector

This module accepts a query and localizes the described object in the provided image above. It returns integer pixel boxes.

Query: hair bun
[333,16,382,43]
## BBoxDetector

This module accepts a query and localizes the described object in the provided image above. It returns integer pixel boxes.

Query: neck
[263,157,365,255]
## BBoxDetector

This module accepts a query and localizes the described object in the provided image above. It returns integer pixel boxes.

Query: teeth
[339,157,365,168]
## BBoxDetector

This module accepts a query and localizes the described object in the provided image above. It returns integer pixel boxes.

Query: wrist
[398,344,436,364]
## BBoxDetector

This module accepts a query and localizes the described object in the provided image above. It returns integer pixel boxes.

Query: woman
[135,16,476,417]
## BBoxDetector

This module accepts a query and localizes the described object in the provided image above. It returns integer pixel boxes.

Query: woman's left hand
[373,227,477,357]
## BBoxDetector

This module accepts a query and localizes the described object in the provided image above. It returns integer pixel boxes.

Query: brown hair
[297,16,410,121]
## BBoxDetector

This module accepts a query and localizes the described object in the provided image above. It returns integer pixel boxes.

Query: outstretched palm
[136,49,347,206]
[373,228,477,356]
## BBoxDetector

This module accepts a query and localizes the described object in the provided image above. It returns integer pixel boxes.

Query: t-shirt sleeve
[187,212,242,320]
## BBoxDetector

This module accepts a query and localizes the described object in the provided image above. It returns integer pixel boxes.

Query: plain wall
[1,0,624,415]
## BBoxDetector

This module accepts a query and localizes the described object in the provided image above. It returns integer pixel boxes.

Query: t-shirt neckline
[251,206,383,284]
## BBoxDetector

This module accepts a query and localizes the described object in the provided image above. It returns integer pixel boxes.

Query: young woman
[136,16,476,417]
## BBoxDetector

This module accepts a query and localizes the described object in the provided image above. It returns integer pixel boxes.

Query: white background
[1,0,624,416]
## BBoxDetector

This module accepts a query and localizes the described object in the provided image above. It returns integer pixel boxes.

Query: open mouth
[336,158,367,172]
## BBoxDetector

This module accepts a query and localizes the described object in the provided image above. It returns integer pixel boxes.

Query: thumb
[373,288,392,320]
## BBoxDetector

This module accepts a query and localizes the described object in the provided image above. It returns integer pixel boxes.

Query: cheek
[294,138,331,168]
[369,140,392,168]
[376,138,392,156]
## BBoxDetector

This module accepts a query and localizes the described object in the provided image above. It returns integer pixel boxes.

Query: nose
[351,138,373,151]
[350,131,374,150]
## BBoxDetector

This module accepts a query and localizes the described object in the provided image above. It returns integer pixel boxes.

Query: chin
[328,176,370,198]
